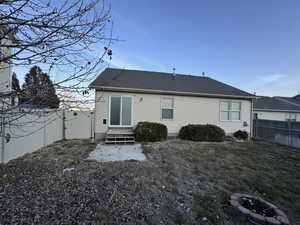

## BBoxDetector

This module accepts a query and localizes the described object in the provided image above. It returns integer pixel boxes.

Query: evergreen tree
[11,72,21,92]
[11,72,21,106]
[22,66,60,108]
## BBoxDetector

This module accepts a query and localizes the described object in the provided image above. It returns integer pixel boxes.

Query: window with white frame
[220,101,241,121]
[161,97,174,120]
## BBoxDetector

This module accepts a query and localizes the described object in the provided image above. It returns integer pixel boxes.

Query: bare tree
[0,0,114,137]
[0,0,113,102]
[0,0,112,67]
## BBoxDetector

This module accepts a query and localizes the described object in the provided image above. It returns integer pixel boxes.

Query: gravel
[87,144,146,162]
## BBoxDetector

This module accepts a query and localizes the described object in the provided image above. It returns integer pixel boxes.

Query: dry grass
[19,139,96,167]
[144,140,300,224]
[0,139,299,225]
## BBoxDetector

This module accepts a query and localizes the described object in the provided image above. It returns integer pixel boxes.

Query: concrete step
[105,140,135,144]
[106,136,135,140]
[105,133,135,145]
[107,128,134,135]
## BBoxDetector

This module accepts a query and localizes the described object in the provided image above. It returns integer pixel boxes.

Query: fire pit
[230,193,289,225]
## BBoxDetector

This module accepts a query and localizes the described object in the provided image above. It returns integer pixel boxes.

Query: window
[220,101,241,121]
[220,101,230,120]
[286,113,296,122]
[109,96,132,126]
[161,97,174,120]
[231,102,241,120]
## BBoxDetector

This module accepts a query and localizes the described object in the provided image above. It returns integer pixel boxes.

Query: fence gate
[253,119,300,148]
[65,110,95,140]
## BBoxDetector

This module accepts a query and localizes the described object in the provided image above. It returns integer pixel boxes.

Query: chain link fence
[253,119,300,148]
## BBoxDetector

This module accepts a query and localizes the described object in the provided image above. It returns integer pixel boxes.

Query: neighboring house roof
[253,96,300,112]
[89,68,254,99]
[20,104,50,109]
[276,96,300,107]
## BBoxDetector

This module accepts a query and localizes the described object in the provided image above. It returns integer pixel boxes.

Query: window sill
[220,120,242,122]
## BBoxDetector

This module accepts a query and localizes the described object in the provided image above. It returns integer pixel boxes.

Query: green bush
[134,122,168,142]
[178,124,225,142]
[233,130,248,140]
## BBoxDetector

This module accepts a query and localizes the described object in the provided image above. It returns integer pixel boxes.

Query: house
[89,68,254,141]
[253,96,300,121]
[278,95,300,108]
[0,26,17,108]
[0,26,14,93]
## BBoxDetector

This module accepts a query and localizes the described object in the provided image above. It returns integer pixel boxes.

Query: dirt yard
[0,139,299,225]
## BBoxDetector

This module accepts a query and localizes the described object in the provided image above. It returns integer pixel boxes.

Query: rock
[230,193,241,200]
[277,216,290,225]
[238,206,251,215]
[249,212,266,224]
[63,167,75,173]
[224,136,237,142]
[275,208,287,217]
[230,200,239,207]
[266,217,281,225]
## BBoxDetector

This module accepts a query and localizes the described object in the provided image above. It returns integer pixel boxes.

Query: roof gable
[90,68,253,98]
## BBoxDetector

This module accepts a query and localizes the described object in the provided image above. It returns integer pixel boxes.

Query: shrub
[233,130,248,140]
[178,124,225,142]
[134,122,168,142]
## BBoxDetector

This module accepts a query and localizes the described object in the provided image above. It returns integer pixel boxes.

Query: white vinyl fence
[1,110,94,163]
[65,110,95,139]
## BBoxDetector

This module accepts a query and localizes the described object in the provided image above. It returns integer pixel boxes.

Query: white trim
[253,109,300,113]
[220,101,230,121]
[161,97,174,120]
[219,100,242,122]
[108,95,133,127]
[92,86,254,100]
[231,101,242,121]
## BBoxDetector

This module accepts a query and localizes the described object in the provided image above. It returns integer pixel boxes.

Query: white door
[109,96,133,127]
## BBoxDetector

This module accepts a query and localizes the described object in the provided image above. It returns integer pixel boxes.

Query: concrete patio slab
[87,144,146,162]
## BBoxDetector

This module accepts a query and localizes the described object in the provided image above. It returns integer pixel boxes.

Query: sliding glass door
[110,96,121,125]
[109,96,132,126]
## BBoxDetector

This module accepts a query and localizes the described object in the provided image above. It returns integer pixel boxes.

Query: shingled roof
[90,68,253,99]
[253,96,300,112]
[277,96,300,107]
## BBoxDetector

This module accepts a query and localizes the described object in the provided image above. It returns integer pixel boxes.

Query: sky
[106,0,300,97]
[12,0,300,97]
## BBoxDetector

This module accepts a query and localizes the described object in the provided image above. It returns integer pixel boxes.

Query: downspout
[90,111,94,141]
[250,98,254,139]
[62,108,66,140]
[1,114,5,163]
